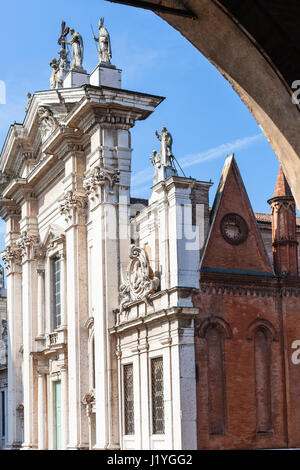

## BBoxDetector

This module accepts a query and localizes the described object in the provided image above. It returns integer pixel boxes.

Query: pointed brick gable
[201,155,273,275]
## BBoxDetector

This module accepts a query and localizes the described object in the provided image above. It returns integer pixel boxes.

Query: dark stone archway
[107,0,300,208]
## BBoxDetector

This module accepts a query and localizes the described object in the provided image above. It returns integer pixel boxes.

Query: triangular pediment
[41,224,65,248]
[200,155,273,276]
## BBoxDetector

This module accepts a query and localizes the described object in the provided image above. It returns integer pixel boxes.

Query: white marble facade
[0,39,214,449]
[0,280,7,450]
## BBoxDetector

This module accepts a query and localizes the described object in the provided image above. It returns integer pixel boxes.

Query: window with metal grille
[123,364,134,435]
[53,257,61,329]
[151,357,165,434]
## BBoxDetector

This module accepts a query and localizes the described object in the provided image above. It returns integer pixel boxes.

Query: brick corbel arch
[197,316,233,339]
[246,318,278,342]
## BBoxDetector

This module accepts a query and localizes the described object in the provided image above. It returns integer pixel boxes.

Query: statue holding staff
[93,17,112,65]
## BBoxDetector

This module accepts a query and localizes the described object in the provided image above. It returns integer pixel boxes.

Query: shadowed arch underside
[107,0,300,209]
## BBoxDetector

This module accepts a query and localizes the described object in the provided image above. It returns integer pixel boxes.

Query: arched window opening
[254,328,272,433]
[206,325,226,435]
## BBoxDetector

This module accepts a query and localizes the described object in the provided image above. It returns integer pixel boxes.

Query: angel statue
[94,17,112,65]
[62,28,86,72]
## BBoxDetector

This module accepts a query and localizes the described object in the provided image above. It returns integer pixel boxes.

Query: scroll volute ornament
[119,245,159,312]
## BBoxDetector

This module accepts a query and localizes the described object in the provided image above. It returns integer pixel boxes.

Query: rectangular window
[1,391,5,438]
[53,257,61,329]
[151,357,165,434]
[123,364,134,435]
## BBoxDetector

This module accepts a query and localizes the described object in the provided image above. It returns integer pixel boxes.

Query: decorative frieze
[83,165,120,201]
[97,114,135,128]
[199,282,300,298]
[119,245,159,313]
[271,200,295,215]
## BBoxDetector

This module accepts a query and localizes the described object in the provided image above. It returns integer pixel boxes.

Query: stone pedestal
[63,71,89,88]
[90,65,122,89]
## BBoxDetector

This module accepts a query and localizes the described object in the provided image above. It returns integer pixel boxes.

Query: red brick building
[193,156,300,449]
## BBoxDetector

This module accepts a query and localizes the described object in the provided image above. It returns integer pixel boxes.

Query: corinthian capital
[17,231,40,260]
[59,190,87,223]
[83,165,120,201]
[1,244,22,270]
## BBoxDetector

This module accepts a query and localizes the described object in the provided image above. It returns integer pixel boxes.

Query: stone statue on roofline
[150,126,177,184]
[155,126,174,167]
[94,17,112,66]
[56,48,71,87]
[50,21,84,89]
[50,48,71,89]
[49,58,59,89]
[62,28,86,73]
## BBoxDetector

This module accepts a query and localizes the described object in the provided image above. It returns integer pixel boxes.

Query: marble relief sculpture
[119,245,159,312]
[38,107,58,141]
[94,17,112,66]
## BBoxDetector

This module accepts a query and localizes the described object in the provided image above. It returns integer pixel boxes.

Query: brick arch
[197,316,233,340]
[249,322,275,433]
[246,318,278,342]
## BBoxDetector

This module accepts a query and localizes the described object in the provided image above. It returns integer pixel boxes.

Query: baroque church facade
[1,20,300,450]
[0,267,7,450]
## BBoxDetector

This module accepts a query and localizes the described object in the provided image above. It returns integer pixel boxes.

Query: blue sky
[0,0,283,254]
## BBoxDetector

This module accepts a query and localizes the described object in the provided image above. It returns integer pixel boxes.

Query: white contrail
[179,133,264,168]
[131,133,264,192]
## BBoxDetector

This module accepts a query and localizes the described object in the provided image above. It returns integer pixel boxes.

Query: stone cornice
[2,178,27,199]
[111,306,198,334]
[0,86,164,198]
[0,198,21,220]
